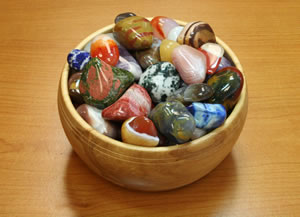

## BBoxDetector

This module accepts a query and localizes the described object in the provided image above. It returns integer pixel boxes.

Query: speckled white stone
[138,62,181,103]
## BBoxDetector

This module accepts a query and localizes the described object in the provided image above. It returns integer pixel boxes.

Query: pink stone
[151,16,179,40]
[199,43,224,75]
[102,84,152,121]
[76,104,120,139]
[172,45,207,84]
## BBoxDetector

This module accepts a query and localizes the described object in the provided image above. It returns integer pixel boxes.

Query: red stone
[79,60,114,101]
[129,116,158,137]
[90,34,119,66]
[102,84,152,121]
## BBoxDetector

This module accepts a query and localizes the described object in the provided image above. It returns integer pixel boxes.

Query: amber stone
[159,39,180,63]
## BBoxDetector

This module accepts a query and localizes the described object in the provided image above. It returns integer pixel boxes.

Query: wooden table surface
[1,0,300,216]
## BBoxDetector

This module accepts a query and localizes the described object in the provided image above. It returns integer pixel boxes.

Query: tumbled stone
[150,16,179,40]
[172,45,207,84]
[138,62,181,103]
[67,49,90,71]
[113,16,153,50]
[177,21,216,48]
[79,58,134,109]
[207,66,244,111]
[160,39,180,63]
[149,101,196,144]
[167,83,214,104]
[216,56,233,72]
[135,37,161,69]
[68,72,84,104]
[121,116,159,147]
[187,103,227,130]
[191,128,207,140]
[102,84,152,121]
[90,34,119,66]
[199,42,224,75]
[116,44,142,80]
[77,104,120,139]
[167,26,184,41]
[114,12,136,24]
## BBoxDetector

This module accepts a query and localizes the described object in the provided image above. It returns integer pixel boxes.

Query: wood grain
[0,0,299,216]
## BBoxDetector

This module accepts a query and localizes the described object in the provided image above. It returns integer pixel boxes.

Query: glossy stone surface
[177,21,216,48]
[135,37,161,69]
[149,101,196,144]
[116,44,142,80]
[79,58,134,109]
[114,12,136,24]
[77,104,120,139]
[67,49,91,71]
[150,16,179,40]
[113,16,153,50]
[90,34,119,66]
[187,103,226,130]
[167,83,213,104]
[216,56,233,72]
[138,62,181,103]
[207,66,244,111]
[191,128,207,140]
[68,72,84,104]
[102,84,152,121]
[160,39,180,63]
[172,45,207,84]
[167,26,184,41]
[121,116,159,147]
[199,43,224,75]
[184,83,214,102]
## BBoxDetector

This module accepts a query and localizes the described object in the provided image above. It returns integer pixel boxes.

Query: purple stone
[216,56,232,71]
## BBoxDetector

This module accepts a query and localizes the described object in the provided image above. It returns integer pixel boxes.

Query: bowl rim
[60,18,247,154]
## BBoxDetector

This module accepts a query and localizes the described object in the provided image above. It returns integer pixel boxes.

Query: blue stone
[187,103,227,130]
[67,49,91,71]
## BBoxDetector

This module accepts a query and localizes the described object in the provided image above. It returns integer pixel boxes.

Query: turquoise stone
[187,103,226,130]
[207,66,243,111]
[149,101,196,144]
[138,62,181,103]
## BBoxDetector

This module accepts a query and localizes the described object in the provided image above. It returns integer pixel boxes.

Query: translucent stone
[172,45,207,84]
[159,39,180,63]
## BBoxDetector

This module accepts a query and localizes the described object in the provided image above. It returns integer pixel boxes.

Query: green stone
[207,67,242,109]
[79,58,134,109]
[149,101,196,144]
[167,83,214,104]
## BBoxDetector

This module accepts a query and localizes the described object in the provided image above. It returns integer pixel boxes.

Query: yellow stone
[159,39,180,63]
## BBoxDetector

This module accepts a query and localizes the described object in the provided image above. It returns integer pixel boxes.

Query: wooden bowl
[58,19,248,191]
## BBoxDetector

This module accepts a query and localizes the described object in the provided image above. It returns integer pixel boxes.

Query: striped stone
[113,16,153,50]
[177,21,216,48]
